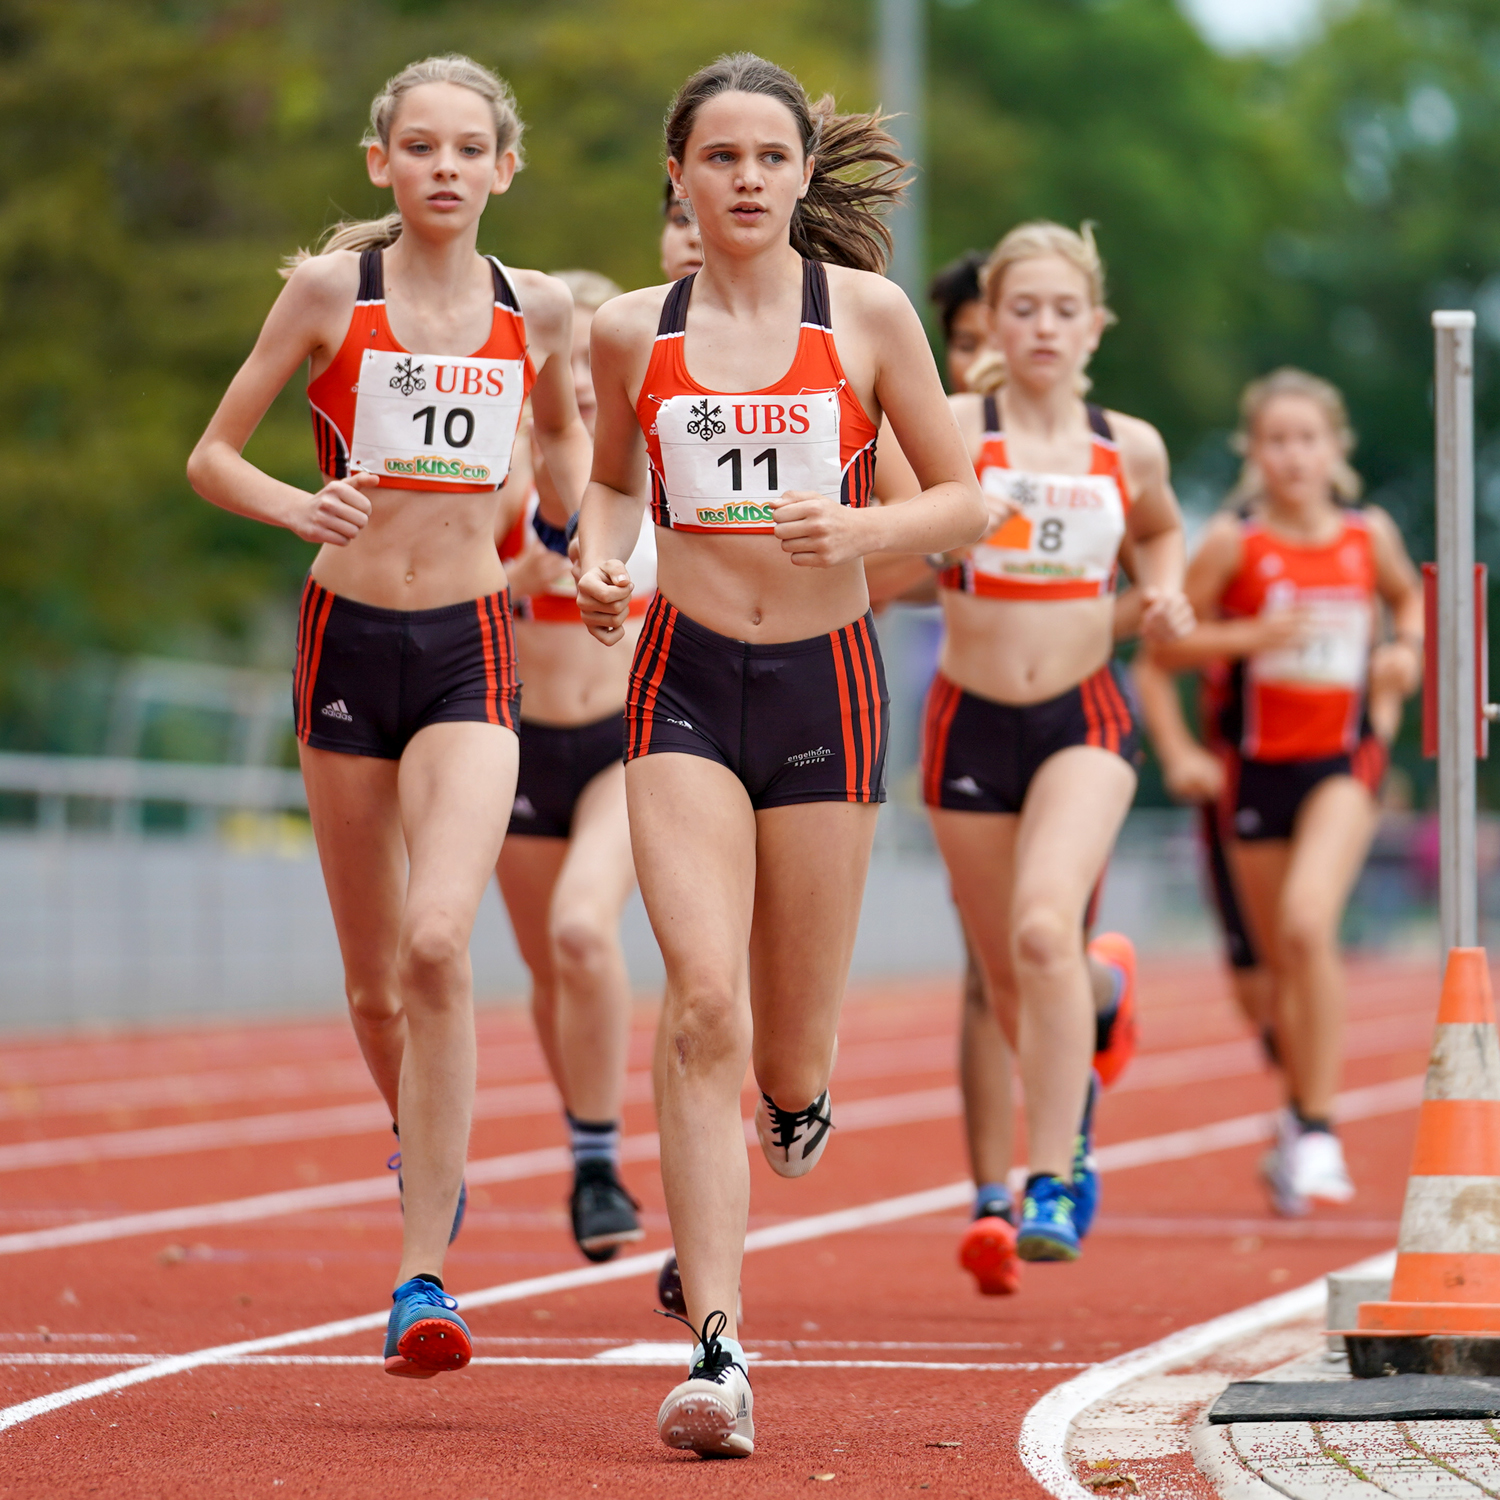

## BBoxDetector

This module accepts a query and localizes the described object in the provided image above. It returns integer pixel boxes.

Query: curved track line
[1016,1248,1397,1498]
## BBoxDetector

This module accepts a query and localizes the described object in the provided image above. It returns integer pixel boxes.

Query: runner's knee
[550,910,616,986]
[662,982,748,1075]
[398,912,469,996]
[345,977,402,1028]
[1277,904,1336,969]
[1011,904,1078,976]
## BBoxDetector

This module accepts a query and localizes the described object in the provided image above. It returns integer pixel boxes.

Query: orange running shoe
[1089,931,1137,1089]
[959,1213,1021,1296]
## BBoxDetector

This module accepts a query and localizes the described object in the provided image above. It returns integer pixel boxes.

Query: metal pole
[1434,309,1478,951]
[878,0,926,302]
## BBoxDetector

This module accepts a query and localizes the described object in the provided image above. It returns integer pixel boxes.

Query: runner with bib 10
[187,56,591,1384]
[574,52,986,1461]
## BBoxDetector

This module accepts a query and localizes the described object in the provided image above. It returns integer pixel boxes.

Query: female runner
[576,53,986,1458]
[187,56,589,1377]
[496,268,657,1262]
[922,221,1193,1271]
[660,180,705,281]
[869,251,1142,1297]
[1158,368,1422,1213]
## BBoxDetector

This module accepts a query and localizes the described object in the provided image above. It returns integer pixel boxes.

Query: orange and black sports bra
[306,248,535,494]
[635,258,878,535]
[940,394,1130,600]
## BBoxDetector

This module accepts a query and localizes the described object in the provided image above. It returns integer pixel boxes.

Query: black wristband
[531,510,571,557]
[565,510,581,545]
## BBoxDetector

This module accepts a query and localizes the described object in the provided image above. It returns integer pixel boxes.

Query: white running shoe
[1290,1128,1355,1204]
[754,1088,834,1178]
[1260,1108,1309,1218]
[657,1313,754,1458]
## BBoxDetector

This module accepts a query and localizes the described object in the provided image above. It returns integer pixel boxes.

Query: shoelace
[388,1121,401,1173]
[575,1160,642,1210]
[762,1091,834,1157]
[394,1277,459,1313]
[1025,1178,1075,1226]
[655,1307,737,1382]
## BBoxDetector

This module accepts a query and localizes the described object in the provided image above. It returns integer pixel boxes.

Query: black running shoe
[569,1158,644,1263]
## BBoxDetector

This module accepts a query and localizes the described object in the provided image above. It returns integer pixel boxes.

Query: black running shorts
[507,712,625,839]
[624,595,888,808]
[921,663,1141,814]
[1232,736,1386,843]
[1199,797,1258,969]
[294,579,519,759]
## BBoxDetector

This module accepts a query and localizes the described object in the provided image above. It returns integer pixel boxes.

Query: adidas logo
[511,795,536,819]
[947,775,982,797]
[320,699,353,722]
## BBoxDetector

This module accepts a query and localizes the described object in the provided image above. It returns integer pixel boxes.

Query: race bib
[656,390,842,533]
[969,467,1126,588]
[1252,594,1371,687]
[350,349,525,488]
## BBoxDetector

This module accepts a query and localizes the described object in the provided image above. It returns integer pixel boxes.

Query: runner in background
[496,270,658,1263]
[921,222,1193,1271]
[660,179,704,281]
[187,57,590,1378]
[870,248,1154,1296]
[1155,368,1422,1214]
[576,53,986,1457]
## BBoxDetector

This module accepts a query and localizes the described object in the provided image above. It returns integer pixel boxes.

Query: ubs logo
[389,357,426,397]
[688,400,726,441]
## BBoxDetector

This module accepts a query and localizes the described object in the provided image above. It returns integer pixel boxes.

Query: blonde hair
[550,269,623,313]
[1229,367,1362,505]
[281,55,524,277]
[966,220,1117,396]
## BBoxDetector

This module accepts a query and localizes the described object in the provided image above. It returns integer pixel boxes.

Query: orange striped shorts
[921,662,1140,813]
[295,578,519,759]
[625,595,887,807]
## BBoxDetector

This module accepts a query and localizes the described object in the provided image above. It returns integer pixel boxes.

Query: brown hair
[1229,367,1362,504]
[282,55,523,277]
[966,221,1116,396]
[664,53,908,274]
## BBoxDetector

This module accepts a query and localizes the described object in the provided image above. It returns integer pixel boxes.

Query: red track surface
[0,957,1442,1498]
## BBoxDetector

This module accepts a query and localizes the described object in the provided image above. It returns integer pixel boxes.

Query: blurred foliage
[0,0,1497,800]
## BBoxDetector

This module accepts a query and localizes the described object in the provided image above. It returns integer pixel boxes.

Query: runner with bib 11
[187,57,590,1381]
[575,53,986,1460]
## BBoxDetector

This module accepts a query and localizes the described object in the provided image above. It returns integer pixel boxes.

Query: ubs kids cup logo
[389,357,426,397]
[695,502,775,527]
[687,399,726,442]
[384,455,493,483]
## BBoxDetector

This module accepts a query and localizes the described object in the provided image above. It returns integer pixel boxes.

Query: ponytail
[281,54,524,279]
[664,53,908,275]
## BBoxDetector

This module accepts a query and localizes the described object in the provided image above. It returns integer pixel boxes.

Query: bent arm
[1152,514,1255,669]
[186,266,362,538]
[522,280,593,530]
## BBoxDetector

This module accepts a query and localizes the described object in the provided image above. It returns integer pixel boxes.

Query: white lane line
[0,1007,1430,1176]
[0,1074,1424,1259]
[0,1352,1092,1372]
[0,1076,1429,1435]
[1017,1247,1397,1499]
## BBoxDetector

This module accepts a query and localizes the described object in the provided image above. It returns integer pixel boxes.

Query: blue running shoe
[384,1277,471,1379]
[1071,1070,1101,1239]
[1017,1174,1080,1262]
[389,1126,467,1244]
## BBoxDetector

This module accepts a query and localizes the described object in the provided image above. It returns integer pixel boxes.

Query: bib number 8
[413,406,474,450]
[715,447,779,491]
[1038,517,1065,553]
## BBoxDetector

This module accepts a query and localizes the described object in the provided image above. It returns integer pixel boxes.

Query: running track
[0,957,1442,1497]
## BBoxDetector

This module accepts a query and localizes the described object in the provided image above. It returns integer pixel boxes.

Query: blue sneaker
[384,1277,471,1379]
[389,1126,467,1243]
[1018,1174,1081,1262]
[1072,1071,1101,1239]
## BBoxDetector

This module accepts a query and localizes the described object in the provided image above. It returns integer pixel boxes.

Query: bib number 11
[715,447,779,491]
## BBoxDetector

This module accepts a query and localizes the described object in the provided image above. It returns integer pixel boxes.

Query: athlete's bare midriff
[938,589,1114,704]
[514,617,640,725]
[308,483,509,610]
[653,529,872,644]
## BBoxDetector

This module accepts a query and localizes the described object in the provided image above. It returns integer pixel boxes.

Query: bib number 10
[412,406,474,449]
[715,447,779,491]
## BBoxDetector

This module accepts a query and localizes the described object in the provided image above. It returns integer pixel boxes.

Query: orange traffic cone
[1345,947,1500,1376]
